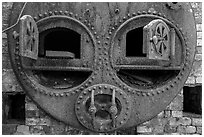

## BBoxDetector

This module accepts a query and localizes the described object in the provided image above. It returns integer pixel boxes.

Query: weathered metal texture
[7,2,196,132]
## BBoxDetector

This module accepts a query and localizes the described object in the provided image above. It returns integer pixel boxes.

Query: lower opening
[126,27,146,57]
[32,70,91,89]
[85,94,122,119]
[2,93,25,124]
[183,86,202,115]
[39,27,81,58]
[117,69,180,89]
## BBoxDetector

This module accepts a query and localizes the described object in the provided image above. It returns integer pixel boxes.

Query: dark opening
[117,69,180,89]
[85,94,122,119]
[126,27,146,57]
[39,27,81,58]
[183,86,202,115]
[2,93,25,124]
[33,70,91,89]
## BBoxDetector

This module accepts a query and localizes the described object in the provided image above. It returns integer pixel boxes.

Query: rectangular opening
[2,93,25,124]
[183,85,202,116]
[39,27,81,59]
[126,27,146,57]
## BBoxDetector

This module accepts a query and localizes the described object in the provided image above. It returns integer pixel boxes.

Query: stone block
[137,126,152,133]
[192,118,202,126]
[38,118,52,126]
[2,124,17,135]
[164,110,171,118]
[25,102,39,111]
[195,54,202,61]
[196,46,202,54]
[169,117,179,126]
[178,117,191,126]
[164,124,177,133]
[172,111,183,118]
[26,118,40,125]
[196,24,202,32]
[196,127,202,134]
[197,32,202,39]
[185,76,195,84]
[153,125,164,134]
[190,61,202,77]
[185,126,197,134]
[16,125,31,135]
[195,76,202,84]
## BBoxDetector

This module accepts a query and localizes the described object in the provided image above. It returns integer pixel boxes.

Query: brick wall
[2,2,202,135]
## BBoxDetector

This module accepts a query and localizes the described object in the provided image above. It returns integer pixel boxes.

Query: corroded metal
[7,2,196,133]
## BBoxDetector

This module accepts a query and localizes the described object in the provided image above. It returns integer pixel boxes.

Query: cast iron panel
[7,2,196,132]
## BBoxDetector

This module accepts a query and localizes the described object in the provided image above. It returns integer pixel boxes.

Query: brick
[195,76,202,83]
[26,118,40,125]
[171,111,182,118]
[197,32,202,39]
[192,118,202,126]
[26,110,39,118]
[185,76,195,84]
[25,102,39,111]
[30,125,46,135]
[196,127,202,134]
[2,69,18,85]
[153,125,164,134]
[2,124,17,135]
[190,61,202,77]
[169,117,179,126]
[38,118,52,126]
[16,125,30,135]
[178,117,191,126]
[2,32,7,38]
[178,126,197,134]
[197,39,202,47]
[164,124,177,133]
[195,54,202,61]
[186,126,197,134]
[137,126,152,133]
[196,24,202,32]
[164,110,171,118]
[196,46,202,54]
[157,111,164,118]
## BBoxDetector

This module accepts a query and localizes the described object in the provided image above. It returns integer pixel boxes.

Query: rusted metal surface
[7,2,196,132]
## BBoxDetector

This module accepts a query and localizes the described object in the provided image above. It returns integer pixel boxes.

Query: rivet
[79,17,82,20]
[55,93,59,97]
[157,91,161,94]
[170,84,174,88]
[142,93,146,96]
[115,9,120,14]
[34,17,38,21]
[94,31,97,35]
[97,41,101,44]
[105,41,108,45]
[153,11,157,15]
[84,20,88,23]
[79,96,83,99]
[83,91,87,95]
[75,14,78,18]
[96,36,100,39]
[91,27,94,30]
[142,11,147,14]
[76,107,80,110]
[59,10,63,14]
[93,87,96,90]
[66,93,70,96]
[119,20,123,23]
[49,92,53,96]
[109,31,112,35]
[38,14,43,18]
[48,11,53,15]
[137,11,142,15]
[132,12,136,16]
[85,83,88,87]
[166,87,169,91]
[111,27,115,31]
[88,23,91,27]
[147,93,151,96]
[60,93,64,97]
[127,13,131,17]
[88,79,92,83]
[99,85,102,89]
[77,100,81,104]
[123,16,127,20]
[69,12,73,16]
[64,11,68,15]
[44,12,48,17]
[120,121,123,124]
[54,11,58,15]
[106,36,110,40]
[158,12,162,16]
